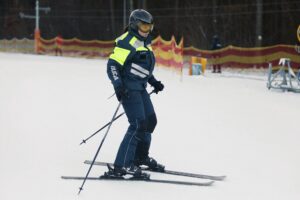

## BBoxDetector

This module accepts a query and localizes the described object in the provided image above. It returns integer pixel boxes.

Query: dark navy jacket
[211,37,222,50]
[107,30,157,91]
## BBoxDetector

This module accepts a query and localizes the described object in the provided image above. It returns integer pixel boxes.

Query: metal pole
[212,0,217,34]
[123,0,126,29]
[109,0,115,36]
[129,0,133,12]
[35,0,39,30]
[78,102,122,194]
[20,0,49,54]
[255,0,263,47]
[34,0,40,54]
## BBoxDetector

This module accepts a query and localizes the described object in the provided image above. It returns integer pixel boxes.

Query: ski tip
[197,180,214,186]
[208,181,215,186]
[215,175,227,181]
[198,180,214,186]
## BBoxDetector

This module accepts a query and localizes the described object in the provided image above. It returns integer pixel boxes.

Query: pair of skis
[61,160,226,187]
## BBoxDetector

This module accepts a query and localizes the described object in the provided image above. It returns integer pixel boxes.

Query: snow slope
[0,52,299,200]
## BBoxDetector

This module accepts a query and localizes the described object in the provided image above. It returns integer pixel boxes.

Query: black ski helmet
[129,9,154,32]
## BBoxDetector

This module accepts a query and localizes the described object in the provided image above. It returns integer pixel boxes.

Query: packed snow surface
[0,52,299,200]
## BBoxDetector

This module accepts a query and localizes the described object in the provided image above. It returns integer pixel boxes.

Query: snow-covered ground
[0,52,299,200]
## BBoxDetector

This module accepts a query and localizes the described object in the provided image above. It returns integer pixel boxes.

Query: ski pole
[80,112,125,145]
[79,90,155,145]
[78,101,122,195]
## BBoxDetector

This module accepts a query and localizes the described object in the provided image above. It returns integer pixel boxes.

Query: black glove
[151,81,164,94]
[115,86,128,101]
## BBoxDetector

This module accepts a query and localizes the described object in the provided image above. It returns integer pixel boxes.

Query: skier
[211,35,222,73]
[55,34,63,56]
[106,9,165,178]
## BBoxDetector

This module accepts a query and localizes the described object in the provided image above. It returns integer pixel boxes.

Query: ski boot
[101,164,126,179]
[136,157,165,172]
[101,164,150,180]
[126,165,150,180]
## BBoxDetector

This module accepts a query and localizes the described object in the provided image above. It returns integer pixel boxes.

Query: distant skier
[106,9,165,178]
[211,35,222,73]
[55,34,63,56]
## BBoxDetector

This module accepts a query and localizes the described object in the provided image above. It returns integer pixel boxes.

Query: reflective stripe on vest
[129,37,148,51]
[109,47,131,65]
[130,63,149,78]
[132,63,149,75]
[115,32,129,43]
[130,68,147,78]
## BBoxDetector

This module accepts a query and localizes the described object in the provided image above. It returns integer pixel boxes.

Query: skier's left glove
[114,85,129,101]
[150,81,164,94]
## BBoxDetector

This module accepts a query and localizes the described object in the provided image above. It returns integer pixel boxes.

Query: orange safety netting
[4,36,299,70]
[152,35,184,71]
[38,35,184,70]
[39,37,115,58]
[183,45,300,69]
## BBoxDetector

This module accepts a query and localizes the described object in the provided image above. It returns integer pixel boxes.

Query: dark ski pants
[114,90,157,168]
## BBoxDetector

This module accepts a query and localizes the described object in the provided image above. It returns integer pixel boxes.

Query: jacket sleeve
[107,59,123,89]
[107,39,132,89]
[148,74,158,86]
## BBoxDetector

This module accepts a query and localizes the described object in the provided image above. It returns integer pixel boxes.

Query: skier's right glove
[151,81,164,94]
[114,86,128,101]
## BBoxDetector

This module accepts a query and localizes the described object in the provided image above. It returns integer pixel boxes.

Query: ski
[84,160,226,181]
[61,175,214,187]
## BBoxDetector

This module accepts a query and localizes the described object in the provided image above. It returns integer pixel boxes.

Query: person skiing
[55,34,63,56]
[106,9,165,178]
[211,35,222,73]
